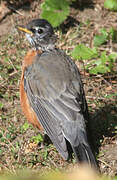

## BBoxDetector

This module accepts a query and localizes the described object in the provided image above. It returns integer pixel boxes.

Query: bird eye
[38,28,43,34]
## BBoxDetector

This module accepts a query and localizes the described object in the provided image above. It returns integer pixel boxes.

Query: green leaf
[1,137,6,143]
[94,28,108,46]
[89,64,110,74]
[108,53,117,61]
[100,28,108,37]
[15,142,20,149]
[86,51,115,74]
[6,133,11,139]
[43,149,48,160]
[0,103,3,109]
[100,51,108,64]
[109,27,117,42]
[108,53,117,71]
[21,122,30,131]
[93,35,106,46]
[104,0,117,11]
[71,44,98,60]
[41,0,70,27]
[31,134,43,143]
[0,133,2,138]
[93,59,102,66]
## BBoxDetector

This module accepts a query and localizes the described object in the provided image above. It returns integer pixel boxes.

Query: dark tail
[72,143,98,169]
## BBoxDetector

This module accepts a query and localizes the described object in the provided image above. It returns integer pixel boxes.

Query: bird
[18,19,97,168]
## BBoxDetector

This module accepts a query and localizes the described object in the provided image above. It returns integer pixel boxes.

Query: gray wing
[24,50,89,159]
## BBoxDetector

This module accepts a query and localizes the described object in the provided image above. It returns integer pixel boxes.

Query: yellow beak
[17,26,33,35]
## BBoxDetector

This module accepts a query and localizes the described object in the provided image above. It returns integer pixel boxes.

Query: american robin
[18,19,97,168]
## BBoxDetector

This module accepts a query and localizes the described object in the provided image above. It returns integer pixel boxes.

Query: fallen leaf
[24,142,38,153]
[106,86,112,91]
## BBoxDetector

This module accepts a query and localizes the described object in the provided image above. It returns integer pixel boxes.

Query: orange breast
[20,50,43,130]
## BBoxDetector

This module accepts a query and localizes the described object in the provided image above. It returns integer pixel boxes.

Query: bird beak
[17,26,33,35]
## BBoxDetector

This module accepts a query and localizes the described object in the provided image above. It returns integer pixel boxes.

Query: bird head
[18,19,57,51]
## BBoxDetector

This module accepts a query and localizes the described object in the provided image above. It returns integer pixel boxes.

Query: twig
[9,70,19,77]
[98,158,112,168]
[0,79,8,86]
[8,58,17,72]
[100,76,112,87]
[48,157,58,168]
[8,6,24,16]
[86,96,105,100]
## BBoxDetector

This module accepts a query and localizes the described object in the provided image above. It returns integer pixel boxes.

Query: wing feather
[27,91,69,160]
[23,50,90,160]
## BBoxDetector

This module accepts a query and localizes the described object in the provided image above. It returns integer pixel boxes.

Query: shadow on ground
[71,0,95,10]
[89,104,117,155]
[0,0,35,23]
[59,16,80,34]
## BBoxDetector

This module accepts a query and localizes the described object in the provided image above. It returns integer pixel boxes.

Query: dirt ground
[0,0,117,177]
